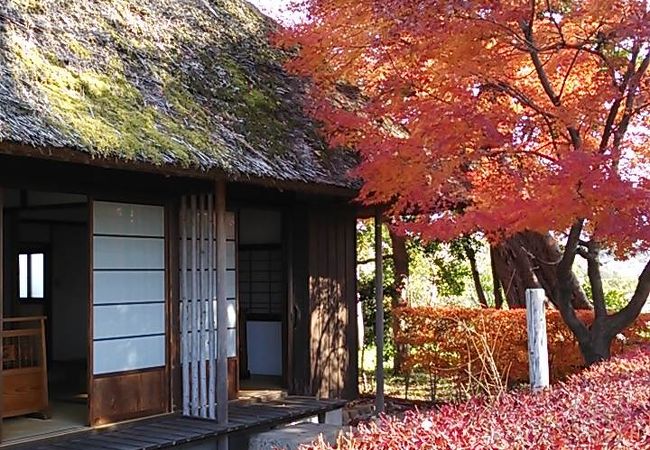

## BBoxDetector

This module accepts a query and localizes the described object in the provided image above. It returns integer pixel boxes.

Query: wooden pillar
[374,210,384,414]
[0,187,3,439]
[207,195,216,420]
[525,288,549,391]
[215,180,229,450]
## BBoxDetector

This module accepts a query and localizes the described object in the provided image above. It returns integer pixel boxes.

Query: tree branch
[482,80,558,120]
[545,0,566,44]
[519,21,582,150]
[585,241,607,319]
[554,219,591,341]
[520,22,560,106]
[557,219,585,281]
[358,254,393,265]
[611,50,650,165]
[558,48,581,100]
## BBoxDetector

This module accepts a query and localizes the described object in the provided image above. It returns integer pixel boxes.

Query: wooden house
[0,0,359,447]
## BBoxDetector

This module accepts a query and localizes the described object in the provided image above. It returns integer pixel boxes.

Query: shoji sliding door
[179,195,237,419]
[90,201,168,426]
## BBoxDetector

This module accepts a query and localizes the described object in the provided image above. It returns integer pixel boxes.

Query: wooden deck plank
[50,442,100,450]
[135,423,201,441]
[78,437,143,450]
[88,434,161,450]
[4,396,347,450]
[53,439,128,450]
[116,430,172,447]
[126,427,191,444]
[119,428,188,447]
[170,416,227,432]
[145,420,214,438]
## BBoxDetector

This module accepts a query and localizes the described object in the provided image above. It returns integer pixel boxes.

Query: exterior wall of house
[0,154,359,440]
[0,155,208,430]
[289,204,359,400]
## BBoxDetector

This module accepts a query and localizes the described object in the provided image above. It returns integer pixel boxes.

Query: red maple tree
[279,0,650,364]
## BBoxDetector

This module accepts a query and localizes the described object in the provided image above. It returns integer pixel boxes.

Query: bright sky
[248,0,303,24]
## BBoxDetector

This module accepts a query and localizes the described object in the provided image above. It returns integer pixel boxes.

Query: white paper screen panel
[226,300,237,329]
[226,211,236,240]
[93,237,164,270]
[94,202,164,236]
[227,329,237,358]
[93,335,166,374]
[226,241,236,266]
[94,271,165,304]
[225,211,237,358]
[225,270,237,301]
[93,304,165,339]
[246,321,282,376]
[92,201,166,375]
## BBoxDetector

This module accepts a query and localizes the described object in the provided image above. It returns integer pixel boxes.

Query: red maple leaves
[302,344,650,449]
[279,0,650,254]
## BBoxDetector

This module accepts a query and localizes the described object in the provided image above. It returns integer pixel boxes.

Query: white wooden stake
[525,288,549,391]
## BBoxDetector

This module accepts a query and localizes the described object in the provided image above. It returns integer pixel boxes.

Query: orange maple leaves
[280,0,650,254]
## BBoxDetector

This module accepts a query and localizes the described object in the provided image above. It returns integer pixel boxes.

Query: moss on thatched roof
[0,0,355,187]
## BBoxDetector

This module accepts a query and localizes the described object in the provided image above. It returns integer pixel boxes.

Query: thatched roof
[0,0,355,188]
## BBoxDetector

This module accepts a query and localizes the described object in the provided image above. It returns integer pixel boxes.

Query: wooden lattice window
[238,245,284,318]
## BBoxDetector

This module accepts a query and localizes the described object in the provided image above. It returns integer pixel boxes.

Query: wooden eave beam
[0,142,358,198]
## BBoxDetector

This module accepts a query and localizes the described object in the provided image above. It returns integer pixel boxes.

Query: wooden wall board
[90,368,167,426]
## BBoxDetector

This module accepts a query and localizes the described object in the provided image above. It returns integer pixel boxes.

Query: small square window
[18,251,45,300]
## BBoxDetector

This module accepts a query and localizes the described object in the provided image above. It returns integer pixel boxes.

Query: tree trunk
[577,318,613,365]
[552,221,650,366]
[490,246,504,309]
[491,231,591,309]
[577,259,650,365]
[389,228,409,374]
[464,242,488,307]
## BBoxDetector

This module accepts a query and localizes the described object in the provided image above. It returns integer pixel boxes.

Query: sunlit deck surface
[7,397,347,450]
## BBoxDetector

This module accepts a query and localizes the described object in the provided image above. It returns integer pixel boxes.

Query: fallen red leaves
[304,345,650,449]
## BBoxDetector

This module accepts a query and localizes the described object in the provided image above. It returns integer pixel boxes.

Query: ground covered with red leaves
[306,345,650,449]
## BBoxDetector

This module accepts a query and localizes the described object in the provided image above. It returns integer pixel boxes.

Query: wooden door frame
[284,208,293,391]
[87,196,93,427]
[0,186,4,440]
[167,198,181,412]
[235,207,289,388]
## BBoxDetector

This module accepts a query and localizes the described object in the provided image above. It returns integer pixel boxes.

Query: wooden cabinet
[2,316,49,418]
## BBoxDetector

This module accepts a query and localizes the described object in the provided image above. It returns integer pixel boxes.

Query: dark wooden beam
[0,142,358,198]
[374,208,384,414]
[0,186,4,439]
[215,180,229,450]
[167,198,181,413]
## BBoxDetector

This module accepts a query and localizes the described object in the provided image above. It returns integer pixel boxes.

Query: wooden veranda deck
[8,397,347,450]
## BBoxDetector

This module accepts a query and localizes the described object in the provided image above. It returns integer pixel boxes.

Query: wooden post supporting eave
[215,180,229,450]
[0,187,4,438]
[374,209,385,414]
